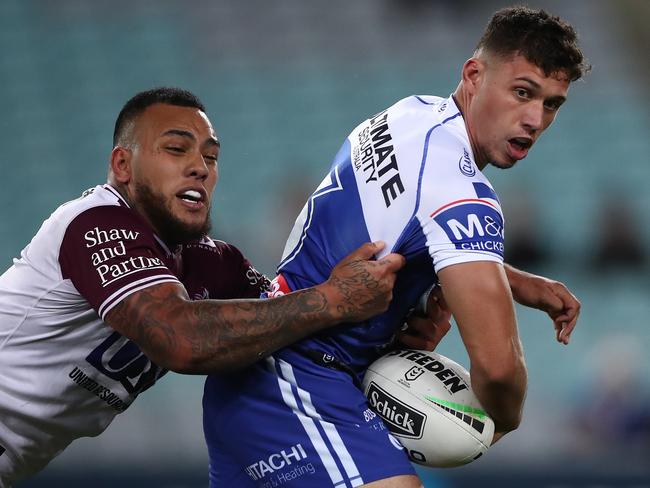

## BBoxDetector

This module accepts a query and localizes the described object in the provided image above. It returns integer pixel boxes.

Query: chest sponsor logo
[351,110,405,207]
[366,382,426,439]
[84,226,165,286]
[431,200,504,258]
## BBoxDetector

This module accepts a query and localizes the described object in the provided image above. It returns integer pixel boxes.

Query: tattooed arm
[105,242,405,374]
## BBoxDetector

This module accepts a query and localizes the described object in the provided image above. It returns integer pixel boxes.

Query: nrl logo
[404,366,424,382]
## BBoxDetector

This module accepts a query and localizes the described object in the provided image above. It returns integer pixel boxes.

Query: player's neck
[108,182,135,208]
[452,88,488,171]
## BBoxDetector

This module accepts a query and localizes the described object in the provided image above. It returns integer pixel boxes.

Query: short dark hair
[477,6,590,82]
[113,87,206,146]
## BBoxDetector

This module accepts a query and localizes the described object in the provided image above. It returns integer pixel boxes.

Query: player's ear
[110,146,133,184]
[461,57,484,95]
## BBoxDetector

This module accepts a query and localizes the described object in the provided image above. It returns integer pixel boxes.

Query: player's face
[466,54,570,169]
[128,103,220,244]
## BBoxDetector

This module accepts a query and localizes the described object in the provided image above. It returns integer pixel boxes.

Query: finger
[556,314,579,345]
[426,286,451,320]
[552,293,580,345]
[431,286,447,308]
[377,252,406,272]
[555,322,567,344]
[341,241,386,264]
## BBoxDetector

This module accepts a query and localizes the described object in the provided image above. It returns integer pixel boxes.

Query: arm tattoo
[106,283,336,374]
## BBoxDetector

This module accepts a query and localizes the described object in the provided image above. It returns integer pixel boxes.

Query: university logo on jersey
[86,332,167,395]
[431,199,504,258]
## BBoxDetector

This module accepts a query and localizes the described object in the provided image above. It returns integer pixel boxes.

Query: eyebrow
[162,129,220,147]
[515,77,566,104]
[515,77,541,89]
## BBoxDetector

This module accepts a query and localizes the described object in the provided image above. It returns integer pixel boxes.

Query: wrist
[314,281,344,324]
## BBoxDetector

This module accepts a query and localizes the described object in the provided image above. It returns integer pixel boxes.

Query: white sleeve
[416,133,505,274]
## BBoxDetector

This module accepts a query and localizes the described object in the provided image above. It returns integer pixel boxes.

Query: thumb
[340,241,386,264]
[377,252,406,272]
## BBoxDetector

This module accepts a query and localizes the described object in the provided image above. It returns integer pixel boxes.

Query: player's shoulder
[350,94,460,148]
[57,185,156,238]
[182,236,247,261]
[382,95,466,144]
[37,185,145,243]
[385,95,453,121]
[52,185,131,222]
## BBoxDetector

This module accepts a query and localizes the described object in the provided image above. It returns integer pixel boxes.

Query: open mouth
[177,189,205,206]
[507,137,533,160]
[509,137,532,152]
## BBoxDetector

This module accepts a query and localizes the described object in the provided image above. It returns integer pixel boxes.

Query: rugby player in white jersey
[0,87,406,486]
[203,7,586,488]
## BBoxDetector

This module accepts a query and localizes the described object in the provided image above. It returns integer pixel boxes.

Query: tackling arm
[105,242,405,374]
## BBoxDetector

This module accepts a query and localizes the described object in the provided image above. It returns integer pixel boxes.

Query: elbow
[158,347,223,375]
[144,347,193,374]
[496,404,523,433]
[139,337,211,375]
[473,357,528,432]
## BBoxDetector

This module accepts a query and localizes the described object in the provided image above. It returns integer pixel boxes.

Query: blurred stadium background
[1,0,648,486]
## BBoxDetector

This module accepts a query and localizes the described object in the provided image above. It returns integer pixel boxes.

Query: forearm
[107,283,341,374]
[106,242,403,374]
[182,286,344,372]
[503,263,530,303]
[439,262,528,438]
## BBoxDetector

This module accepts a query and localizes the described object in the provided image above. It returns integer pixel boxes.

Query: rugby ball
[362,349,494,468]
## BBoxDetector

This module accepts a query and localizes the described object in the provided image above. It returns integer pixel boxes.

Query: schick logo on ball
[367,382,426,439]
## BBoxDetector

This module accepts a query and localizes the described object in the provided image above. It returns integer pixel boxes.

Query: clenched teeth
[180,190,202,202]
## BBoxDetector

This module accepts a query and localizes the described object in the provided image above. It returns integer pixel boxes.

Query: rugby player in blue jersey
[203,7,586,487]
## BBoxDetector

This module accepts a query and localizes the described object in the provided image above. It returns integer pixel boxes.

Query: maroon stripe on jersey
[98,275,180,319]
[59,205,180,315]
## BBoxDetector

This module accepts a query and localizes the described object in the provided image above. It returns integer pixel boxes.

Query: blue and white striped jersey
[274,95,505,373]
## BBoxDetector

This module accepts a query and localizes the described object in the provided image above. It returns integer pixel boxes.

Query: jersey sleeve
[416,136,505,273]
[59,205,181,319]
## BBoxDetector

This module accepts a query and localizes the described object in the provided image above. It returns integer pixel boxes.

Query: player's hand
[505,264,581,345]
[324,241,405,323]
[397,286,452,351]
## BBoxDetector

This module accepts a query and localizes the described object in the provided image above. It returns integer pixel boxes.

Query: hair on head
[113,87,206,146]
[476,6,590,81]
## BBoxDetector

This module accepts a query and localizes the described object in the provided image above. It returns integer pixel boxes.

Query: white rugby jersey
[0,184,266,483]
[273,95,505,373]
